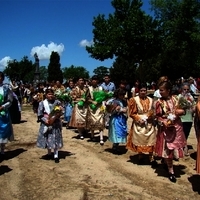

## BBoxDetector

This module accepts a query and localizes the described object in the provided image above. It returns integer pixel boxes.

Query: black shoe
[54,158,59,163]
[168,173,176,183]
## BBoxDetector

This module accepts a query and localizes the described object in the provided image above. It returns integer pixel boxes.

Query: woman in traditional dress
[63,79,75,128]
[126,83,156,164]
[36,89,63,163]
[154,81,186,182]
[194,96,200,174]
[0,72,14,155]
[153,76,168,100]
[68,77,88,139]
[85,75,105,145]
[107,88,128,153]
[178,83,196,156]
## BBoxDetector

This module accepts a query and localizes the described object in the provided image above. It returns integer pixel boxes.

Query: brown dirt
[0,105,200,200]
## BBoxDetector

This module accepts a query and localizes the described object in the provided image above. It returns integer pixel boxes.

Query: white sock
[99,131,103,141]
[54,149,58,158]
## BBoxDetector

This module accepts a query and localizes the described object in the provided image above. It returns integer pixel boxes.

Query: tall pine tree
[47,51,63,83]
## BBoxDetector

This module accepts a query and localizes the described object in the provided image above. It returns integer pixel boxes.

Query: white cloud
[0,56,12,70]
[30,42,65,60]
[79,39,94,47]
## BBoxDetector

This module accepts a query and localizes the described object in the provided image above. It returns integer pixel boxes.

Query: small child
[36,89,63,163]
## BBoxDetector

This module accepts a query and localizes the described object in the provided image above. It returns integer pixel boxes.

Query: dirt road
[0,106,200,200]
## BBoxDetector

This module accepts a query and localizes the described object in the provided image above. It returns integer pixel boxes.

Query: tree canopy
[3,56,35,83]
[62,65,90,82]
[86,0,200,83]
[47,51,63,83]
[93,66,109,81]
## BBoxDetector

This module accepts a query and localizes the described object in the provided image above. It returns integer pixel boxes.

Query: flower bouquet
[166,113,176,126]
[177,96,191,110]
[105,98,118,113]
[90,91,113,110]
[0,94,5,116]
[55,91,72,103]
[77,94,86,108]
[49,104,63,119]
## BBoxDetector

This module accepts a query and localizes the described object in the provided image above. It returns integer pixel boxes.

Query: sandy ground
[0,105,200,200]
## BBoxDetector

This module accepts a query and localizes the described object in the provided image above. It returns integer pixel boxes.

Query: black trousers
[182,122,193,140]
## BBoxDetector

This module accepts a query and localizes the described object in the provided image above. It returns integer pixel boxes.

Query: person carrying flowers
[126,83,156,163]
[85,75,106,145]
[36,89,63,163]
[154,80,186,183]
[107,88,128,154]
[178,82,196,156]
[68,77,88,139]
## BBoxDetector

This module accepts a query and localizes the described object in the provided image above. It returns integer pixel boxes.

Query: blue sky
[0,0,151,77]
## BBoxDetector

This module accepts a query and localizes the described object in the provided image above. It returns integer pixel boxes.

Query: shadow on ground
[188,174,200,194]
[0,165,12,176]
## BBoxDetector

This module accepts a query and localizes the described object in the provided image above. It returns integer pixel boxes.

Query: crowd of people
[1,72,200,184]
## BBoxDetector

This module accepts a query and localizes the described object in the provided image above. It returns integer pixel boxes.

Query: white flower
[167,113,176,121]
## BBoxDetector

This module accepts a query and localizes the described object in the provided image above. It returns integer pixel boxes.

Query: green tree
[47,51,63,83]
[86,0,160,83]
[93,66,109,81]
[39,66,48,81]
[150,0,200,79]
[3,56,35,83]
[63,65,90,81]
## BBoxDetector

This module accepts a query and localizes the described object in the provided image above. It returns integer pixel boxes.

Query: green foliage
[47,51,63,83]
[93,66,110,81]
[86,0,200,82]
[150,0,200,79]
[62,65,90,81]
[3,56,35,83]
[86,0,161,83]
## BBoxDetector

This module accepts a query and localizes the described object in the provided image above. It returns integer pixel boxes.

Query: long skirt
[37,121,63,149]
[0,112,14,143]
[86,106,105,131]
[69,104,87,128]
[108,114,127,144]
[126,121,156,153]
[155,119,186,159]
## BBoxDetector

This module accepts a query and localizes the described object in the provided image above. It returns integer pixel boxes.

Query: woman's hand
[175,109,185,116]
[115,105,121,112]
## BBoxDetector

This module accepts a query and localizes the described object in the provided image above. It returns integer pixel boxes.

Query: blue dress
[0,84,14,143]
[108,99,127,144]
[64,87,73,123]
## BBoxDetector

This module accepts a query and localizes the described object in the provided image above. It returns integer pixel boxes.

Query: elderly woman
[126,83,156,164]
[178,82,196,156]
